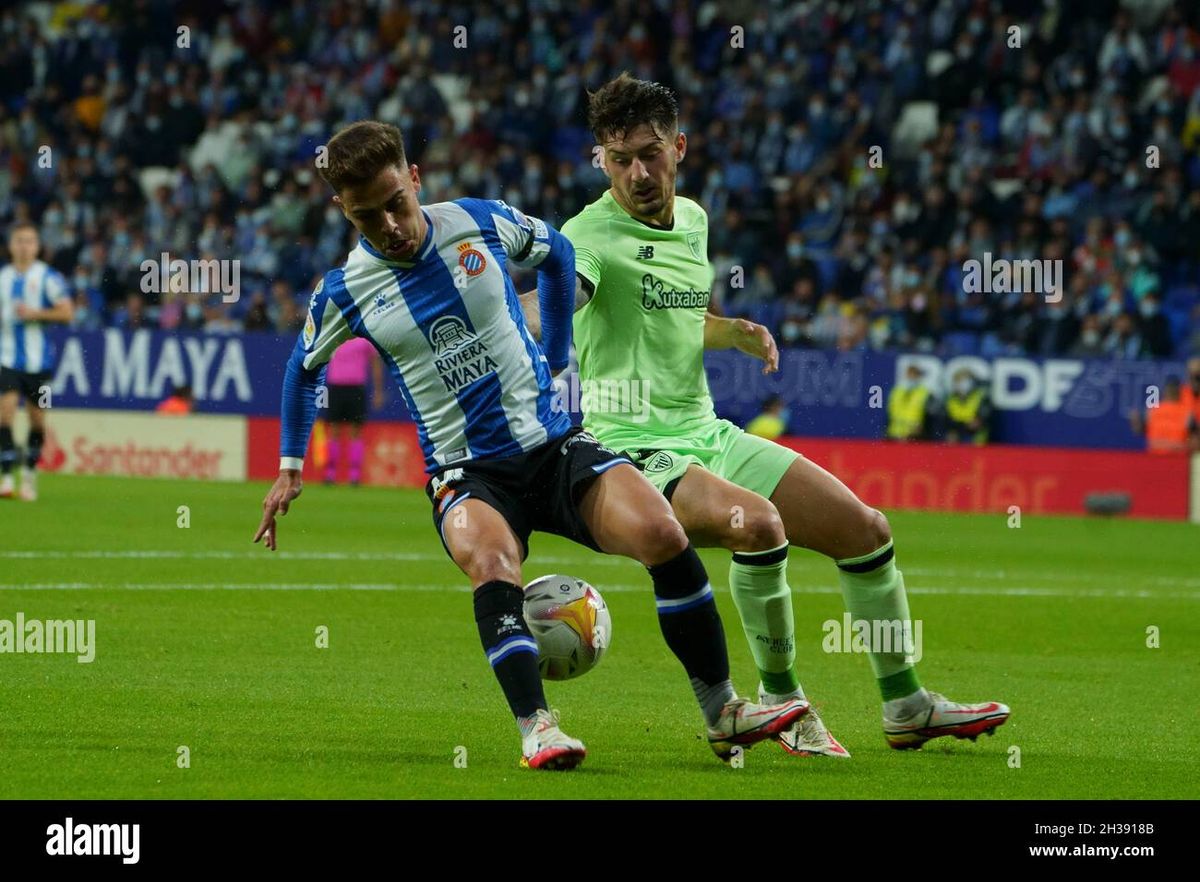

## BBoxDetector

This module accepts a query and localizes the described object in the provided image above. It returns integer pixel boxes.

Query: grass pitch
[0,473,1196,799]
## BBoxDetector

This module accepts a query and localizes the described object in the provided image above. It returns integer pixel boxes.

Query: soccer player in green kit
[525,73,1009,755]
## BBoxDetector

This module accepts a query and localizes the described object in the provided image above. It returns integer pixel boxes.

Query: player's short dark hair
[8,222,37,238]
[586,72,679,144]
[319,120,408,193]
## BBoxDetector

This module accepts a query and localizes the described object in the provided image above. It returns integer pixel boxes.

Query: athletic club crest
[457,242,487,276]
[643,451,675,474]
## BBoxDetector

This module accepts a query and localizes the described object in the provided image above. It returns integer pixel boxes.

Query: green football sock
[835,540,922,701]
[728,543,799,695]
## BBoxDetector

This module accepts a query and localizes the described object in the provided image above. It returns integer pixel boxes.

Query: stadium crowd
[1,0,1198,361]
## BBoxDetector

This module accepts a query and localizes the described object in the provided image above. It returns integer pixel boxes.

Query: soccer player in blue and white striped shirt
[250,121,807,770]
[0,223,73,501]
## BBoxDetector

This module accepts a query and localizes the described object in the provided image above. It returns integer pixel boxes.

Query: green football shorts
[619,418,799,501]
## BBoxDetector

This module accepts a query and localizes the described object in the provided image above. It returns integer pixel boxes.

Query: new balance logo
[636,245,654,260]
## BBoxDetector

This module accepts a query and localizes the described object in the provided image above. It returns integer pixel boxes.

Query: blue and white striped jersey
[280,198,575,473]
[0,260,68,373]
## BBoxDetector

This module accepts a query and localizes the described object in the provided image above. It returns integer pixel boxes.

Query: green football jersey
[562,190,718,450]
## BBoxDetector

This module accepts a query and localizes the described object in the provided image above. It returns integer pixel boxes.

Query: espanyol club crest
[457,242,487,276]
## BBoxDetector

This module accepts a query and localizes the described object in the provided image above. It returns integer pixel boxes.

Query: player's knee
[635,514,690,564]
[731,501,786,551]
[859,506,892,553]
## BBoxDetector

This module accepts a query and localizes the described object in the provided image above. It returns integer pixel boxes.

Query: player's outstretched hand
[254,470,303,551]
[732,318,779,374]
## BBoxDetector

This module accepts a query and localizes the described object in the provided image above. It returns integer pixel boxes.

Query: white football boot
[883,690,1010,750]
[758,686,850,758]
[520,708,586,770]
[0,473,13,498]
[18,468,36,502]
[707,696,809,761]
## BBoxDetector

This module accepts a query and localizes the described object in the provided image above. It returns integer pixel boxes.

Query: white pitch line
[0,549,444,562]
[0,549,632,566]
[902,567,1200,589]
[0,582,1196,600]
[0,582,413,592]
[3,550,1199,590]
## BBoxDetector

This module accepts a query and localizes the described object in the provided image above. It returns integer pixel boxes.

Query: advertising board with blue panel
[41,327,1187,451]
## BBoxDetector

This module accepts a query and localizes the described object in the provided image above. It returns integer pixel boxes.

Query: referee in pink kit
[322,336,384,485]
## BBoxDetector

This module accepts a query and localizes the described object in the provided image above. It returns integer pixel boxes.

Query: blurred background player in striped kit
[320,336,384,485]
[0,223,73,501]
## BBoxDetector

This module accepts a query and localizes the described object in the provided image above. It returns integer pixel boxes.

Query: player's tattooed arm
[519,274,593,341]
[704,312,779,374]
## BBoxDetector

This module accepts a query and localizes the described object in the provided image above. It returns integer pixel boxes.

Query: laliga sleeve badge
[303,309,316,349]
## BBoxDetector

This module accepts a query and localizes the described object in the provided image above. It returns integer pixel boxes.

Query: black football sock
[0,426,14,475]
[649,544,735,725]
[25,429,44,470]
[474,580,547,721]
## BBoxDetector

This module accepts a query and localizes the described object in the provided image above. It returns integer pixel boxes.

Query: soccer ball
[523,575,612,681]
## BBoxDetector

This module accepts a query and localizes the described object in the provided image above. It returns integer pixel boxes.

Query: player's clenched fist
[253,470,303,551]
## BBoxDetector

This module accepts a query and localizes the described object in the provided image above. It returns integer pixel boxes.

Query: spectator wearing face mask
[70,266,104,331]
[1070,314,1106,358]
[1103,312,1143,359]
[1137,292,1172,358]
[180,296,205,331]
[1037,297,1079,356]
[944,369,991,445]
